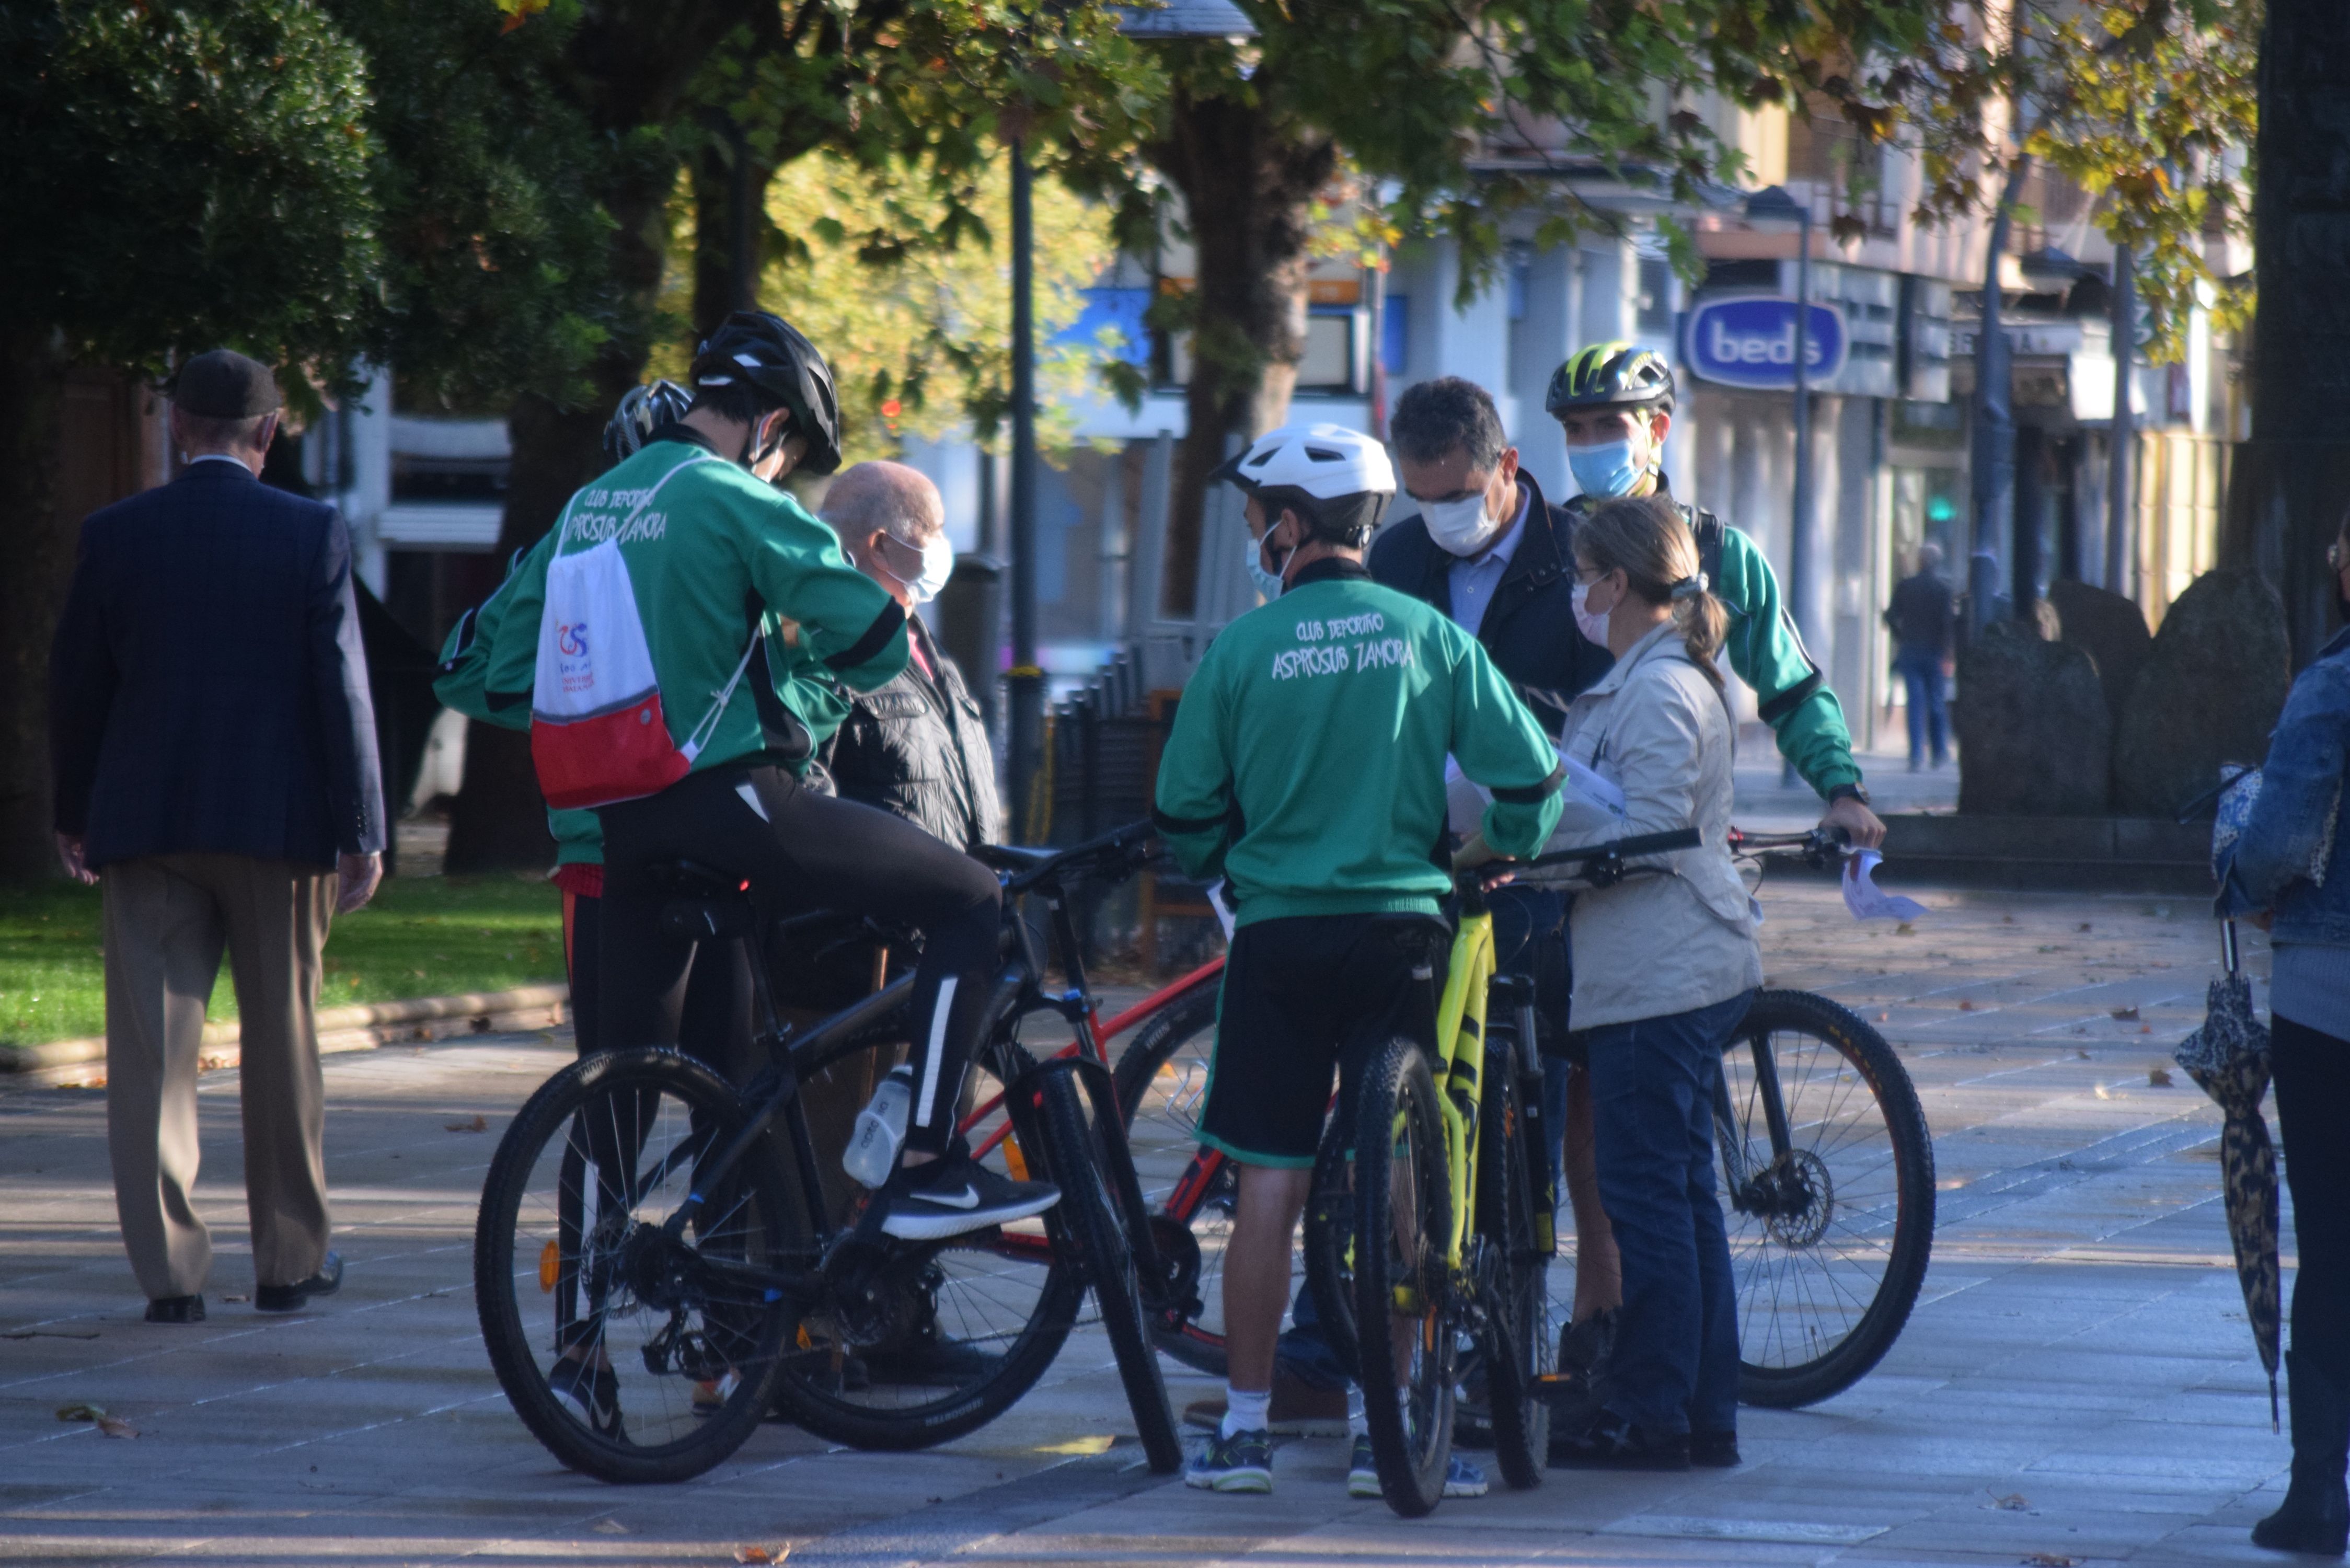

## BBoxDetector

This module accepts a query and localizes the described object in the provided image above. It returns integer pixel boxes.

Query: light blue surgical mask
[1568,439,1645,499]
[1243,529,1288,601]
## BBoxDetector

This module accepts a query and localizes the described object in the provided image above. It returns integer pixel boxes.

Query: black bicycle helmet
[1544,341,1675,418]
[689,310,844,475]
[600,379,694,469]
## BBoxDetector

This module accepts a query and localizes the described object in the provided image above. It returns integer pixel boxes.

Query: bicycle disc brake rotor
[823,1238,931,1351]
[1758,1149,1834,1248]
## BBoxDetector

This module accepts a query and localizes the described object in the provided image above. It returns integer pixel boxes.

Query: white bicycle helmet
[1212,422,1397,544]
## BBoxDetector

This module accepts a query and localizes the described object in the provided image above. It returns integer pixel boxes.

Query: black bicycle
[473,823,1187,1483]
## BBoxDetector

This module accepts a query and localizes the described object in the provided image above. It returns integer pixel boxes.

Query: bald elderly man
[817,462,1003,850]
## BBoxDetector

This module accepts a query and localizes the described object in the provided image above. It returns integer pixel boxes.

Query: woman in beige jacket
[1547,495,1760,1472]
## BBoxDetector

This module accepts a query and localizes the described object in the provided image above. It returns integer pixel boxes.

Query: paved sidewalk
[0,880,2300,1568]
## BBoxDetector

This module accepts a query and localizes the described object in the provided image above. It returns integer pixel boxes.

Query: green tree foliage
[328,0,623,412]
[660,150,1124,464]
[1881,0,2258,362]
[0,0,385,880]
[3,0,383,386]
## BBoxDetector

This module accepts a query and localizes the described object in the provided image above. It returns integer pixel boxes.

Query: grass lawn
[0,874,566,1048]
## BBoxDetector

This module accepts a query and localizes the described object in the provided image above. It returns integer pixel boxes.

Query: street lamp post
[1007,132,1042,840]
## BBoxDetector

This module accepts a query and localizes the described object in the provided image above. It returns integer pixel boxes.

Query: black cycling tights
[598,763,1002,1158]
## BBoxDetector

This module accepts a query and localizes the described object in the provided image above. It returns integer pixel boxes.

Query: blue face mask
[1569,438,1645,499]
[1243,528,1289,601]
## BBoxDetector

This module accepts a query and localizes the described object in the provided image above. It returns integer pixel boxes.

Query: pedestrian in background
[2227,517,2350,1558]
[49,349,384,1325]
[1885,541,1955,772]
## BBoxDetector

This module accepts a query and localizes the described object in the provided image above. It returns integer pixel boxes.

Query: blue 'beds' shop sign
[1684,295,1848,389]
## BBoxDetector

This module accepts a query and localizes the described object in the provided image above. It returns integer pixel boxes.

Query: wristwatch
[1825,782,1871,806]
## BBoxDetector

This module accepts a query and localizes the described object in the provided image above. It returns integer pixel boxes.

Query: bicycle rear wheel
[475,1048,793,1484]
[765,1024,1084,1450]
[1039,1068,1184,1473]
[1474,1047,1551,1490]
[1351,1035,1456,1518]
[1109,981,1232,1376]
[1718,989,1935,1408]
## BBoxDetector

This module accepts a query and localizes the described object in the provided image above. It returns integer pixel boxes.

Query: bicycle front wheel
[1039,1069,1184,1473]
[1718,989,1935,1408]
[1351,1035,1456,1518]
[475,1048,794,1484]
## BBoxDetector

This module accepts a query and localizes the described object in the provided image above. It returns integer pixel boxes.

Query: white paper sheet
[1841,849,1927,922]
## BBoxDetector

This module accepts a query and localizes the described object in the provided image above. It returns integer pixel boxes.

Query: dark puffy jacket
[820,613,1004,849]
[1367,469,1613,737]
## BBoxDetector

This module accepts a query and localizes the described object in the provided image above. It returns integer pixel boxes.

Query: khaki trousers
[102,854,337,1299]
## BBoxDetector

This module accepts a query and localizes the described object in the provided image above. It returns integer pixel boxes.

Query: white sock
[1346,1387,1368,1439]
[1222,1385,1271,1439]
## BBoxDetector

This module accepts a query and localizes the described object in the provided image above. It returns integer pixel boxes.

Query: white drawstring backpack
[530,454,753,809]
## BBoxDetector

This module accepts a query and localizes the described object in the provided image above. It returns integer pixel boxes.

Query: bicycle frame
[1425,904,1499,1271]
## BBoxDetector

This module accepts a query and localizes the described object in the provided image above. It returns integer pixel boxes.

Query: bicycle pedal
[1530,1373,1592,1408]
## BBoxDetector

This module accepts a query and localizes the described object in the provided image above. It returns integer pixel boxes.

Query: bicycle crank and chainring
[1145,1213,1204,1323]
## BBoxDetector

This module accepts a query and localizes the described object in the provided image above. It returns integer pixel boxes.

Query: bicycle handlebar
[1526,826,1703,870]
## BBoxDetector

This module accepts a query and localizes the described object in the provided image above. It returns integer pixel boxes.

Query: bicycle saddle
[971,843,1057,874]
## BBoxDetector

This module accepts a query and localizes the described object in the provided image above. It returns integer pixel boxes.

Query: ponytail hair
[1576,495,1729,688]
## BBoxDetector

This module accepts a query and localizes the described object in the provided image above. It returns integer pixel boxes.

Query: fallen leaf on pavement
[2149,1067,2174,1087]
[2140,1024,2152,1034]
[593,1520,627,1535]
[2094,1083,2112,1099]
[2022,1555,2079,1567]
[2075,1050,2092,1060]
[222,1295,248,1304]
[2111,1006,2140,1021]
[446,1115,488,1133]
[1988,1492,2030,1511]
[54,1403,105,1422]
[734,1547,788,1564]
[96,1415,137,1438]
[1959,999,1976,1011]
[1877,1012,1890,1022]
[1896,922,1915,936]
[2078,923,2092,931]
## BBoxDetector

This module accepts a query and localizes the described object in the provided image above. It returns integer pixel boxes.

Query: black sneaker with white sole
[879,1155,1059,1241]
[547,1356,624,1440]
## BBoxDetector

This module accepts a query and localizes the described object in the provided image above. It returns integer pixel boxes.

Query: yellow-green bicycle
[1303,826,1702,1516]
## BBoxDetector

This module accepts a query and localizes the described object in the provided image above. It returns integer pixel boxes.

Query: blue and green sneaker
[1346,1436,1489,1499]
[1186,1427,1274,1493]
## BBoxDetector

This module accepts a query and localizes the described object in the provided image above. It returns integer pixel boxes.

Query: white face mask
[1422,490,1502,557]
[1571,579,1612,646]
[874,531,954,603]
[1243,528,1289,601]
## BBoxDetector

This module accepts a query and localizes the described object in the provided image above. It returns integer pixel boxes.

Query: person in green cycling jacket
[1546,341,1883,848]
[1157,421,1563,1500]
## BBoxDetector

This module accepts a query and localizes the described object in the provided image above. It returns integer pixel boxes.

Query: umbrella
[2173,916,2281,1430]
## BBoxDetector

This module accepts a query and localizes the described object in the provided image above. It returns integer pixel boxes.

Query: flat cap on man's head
[169,351,282,420]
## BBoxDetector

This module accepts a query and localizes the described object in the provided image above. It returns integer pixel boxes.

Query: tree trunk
[2222,0,2350,670]
[443,153,679,873]
[1149,84,1334,618]
[0,324,72,882]
[690,118,776,337]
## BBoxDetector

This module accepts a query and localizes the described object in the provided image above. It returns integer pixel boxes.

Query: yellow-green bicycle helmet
[1544,341,1675,418]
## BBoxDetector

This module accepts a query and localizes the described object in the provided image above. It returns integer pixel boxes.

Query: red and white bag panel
[530,538,694,809]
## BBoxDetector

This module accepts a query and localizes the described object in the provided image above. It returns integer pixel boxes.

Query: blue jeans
[1584,989,1755,1437]
[1896,649,1948,766]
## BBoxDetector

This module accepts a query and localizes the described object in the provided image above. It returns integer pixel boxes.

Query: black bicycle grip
[1528,826,1702,869]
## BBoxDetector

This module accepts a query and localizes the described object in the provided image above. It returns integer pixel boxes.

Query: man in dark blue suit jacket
[49,350,385,1324]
